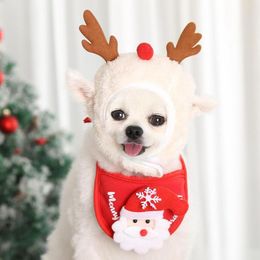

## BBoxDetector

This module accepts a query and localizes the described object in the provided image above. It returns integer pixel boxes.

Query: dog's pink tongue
[124,143,143,156]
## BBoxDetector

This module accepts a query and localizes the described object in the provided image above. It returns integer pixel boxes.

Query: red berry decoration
[137,43,154,60]
[35,137,48,146]
[0,71,5,86]
[14,148,22,155]
[0,115,19,134]
[83,116,92,123]
[0,29,3,42]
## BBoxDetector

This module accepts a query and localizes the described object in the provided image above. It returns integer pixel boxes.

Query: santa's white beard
[112,218,170,254]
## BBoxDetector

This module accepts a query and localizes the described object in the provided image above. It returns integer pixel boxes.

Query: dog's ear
[192,96,216,117]
[67,69,95,103]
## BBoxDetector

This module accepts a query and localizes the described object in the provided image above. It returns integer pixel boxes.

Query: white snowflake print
[136,187,162,209]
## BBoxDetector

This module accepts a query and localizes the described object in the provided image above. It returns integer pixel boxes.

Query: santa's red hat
[120,186,188,219]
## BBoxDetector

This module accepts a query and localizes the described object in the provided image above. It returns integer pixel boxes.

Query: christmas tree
[0,29,72,260]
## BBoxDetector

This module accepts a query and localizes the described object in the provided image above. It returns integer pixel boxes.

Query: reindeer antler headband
[79,10,202,63]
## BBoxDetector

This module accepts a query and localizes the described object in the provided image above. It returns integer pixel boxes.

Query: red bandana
[94,156,188,238]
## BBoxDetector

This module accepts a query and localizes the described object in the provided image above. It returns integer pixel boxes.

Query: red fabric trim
[93,156,188,238]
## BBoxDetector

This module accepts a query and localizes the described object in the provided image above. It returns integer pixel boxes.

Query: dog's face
[74,11,216,175]
[70,54,215,174]
[104,87,173,158]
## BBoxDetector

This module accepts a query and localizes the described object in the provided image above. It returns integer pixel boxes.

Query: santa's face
[112,216,170,254]
[124,218,156,238]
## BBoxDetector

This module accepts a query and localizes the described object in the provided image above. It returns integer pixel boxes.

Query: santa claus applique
[111,186,188,254]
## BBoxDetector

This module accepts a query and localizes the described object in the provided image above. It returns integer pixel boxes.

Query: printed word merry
[107,192,119,221]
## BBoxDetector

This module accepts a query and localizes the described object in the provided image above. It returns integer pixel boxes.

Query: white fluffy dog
[42,10,215,260]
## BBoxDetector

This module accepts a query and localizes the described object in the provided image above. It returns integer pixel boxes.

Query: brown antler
[166,22,202,63]
[79,10,119,62]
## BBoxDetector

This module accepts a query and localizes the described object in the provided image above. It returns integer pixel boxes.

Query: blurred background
[0,0,259,260]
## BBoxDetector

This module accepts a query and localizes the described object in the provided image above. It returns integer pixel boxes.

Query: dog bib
[93,156,189,254]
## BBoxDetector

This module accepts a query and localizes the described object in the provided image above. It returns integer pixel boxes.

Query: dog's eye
[111,110,127,121]
[145,219,150,224]
[148,114,166,126]
[133,219,138,223]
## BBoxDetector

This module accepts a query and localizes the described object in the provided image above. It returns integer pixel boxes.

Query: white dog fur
[42,54,215,260]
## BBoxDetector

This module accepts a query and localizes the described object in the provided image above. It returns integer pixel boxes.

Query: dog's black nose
[125,125,143,140]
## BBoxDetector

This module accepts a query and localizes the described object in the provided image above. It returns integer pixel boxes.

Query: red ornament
[14,148,22,155]
[35,137,48,146]
[137,43,154,60]
[0,29,3,42]
[0,71,5,86]
[0,115,19,134]
[83,117,92,123]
